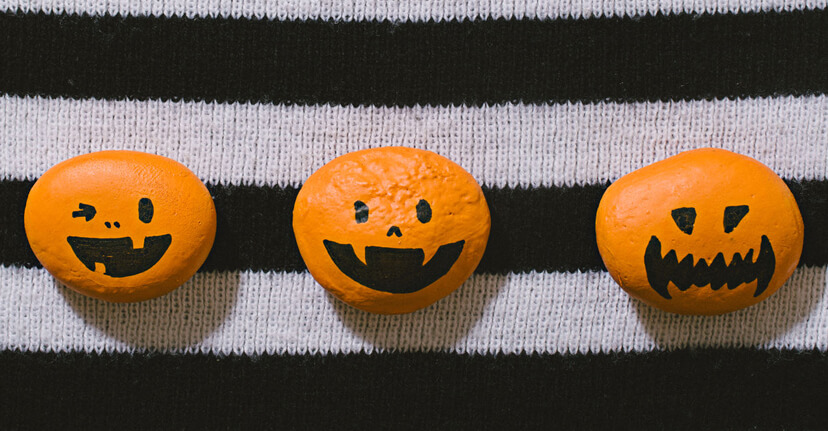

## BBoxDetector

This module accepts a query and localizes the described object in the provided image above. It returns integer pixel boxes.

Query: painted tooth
[663,249,678,266]
[648,277,671,300]
[729,252,743,268]
[726,252,745,290]
[81,260,96,272]
[743,249,754,264]
[754,235,776,297]
[644,236,672,299]
[690,257,711,289]
[132,235,145,249]
[421,246,439,265]
[93,262,106,274]
[353,245,368,266]
[672,254,695,291]
[709,253,727,290]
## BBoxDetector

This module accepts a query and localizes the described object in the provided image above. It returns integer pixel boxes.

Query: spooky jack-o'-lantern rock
[293,147,491,315]
[25,151,216,302]
[595,148,804,315]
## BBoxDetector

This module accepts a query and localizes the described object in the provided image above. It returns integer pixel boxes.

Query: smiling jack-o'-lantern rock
[595,148,804,315]
[25,151,217,302]
[293,147,491,314]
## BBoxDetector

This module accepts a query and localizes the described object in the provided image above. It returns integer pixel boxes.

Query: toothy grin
[644,235,775,299]
[67,235,172,278]
[323,240,465,294]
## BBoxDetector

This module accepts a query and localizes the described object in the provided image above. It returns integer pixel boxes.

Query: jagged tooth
[672,254,695,291]
[754,235,776,297]
[743,248,754,264]
[710,252,727,270]
[709,253,727,290]
[647,276,672,300]
[644,236,672,300]
[691,258,710,289]
[729,252,743,268]
[726,252,744,290]
[664,250,678,265]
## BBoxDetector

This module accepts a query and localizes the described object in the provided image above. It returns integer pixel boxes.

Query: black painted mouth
[644,235,775,299]
[322,239,465,294]
[67,234,172,278]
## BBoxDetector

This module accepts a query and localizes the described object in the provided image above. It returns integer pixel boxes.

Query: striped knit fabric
[0,1,826,429]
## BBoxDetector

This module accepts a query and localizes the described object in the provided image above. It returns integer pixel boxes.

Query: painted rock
[25,151,216,302]
[596,148,804,315]
[293,147,491,314]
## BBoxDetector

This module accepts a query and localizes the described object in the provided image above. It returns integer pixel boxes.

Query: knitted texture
[0,1,826,428]
[3,0,827,20]
[1,266,827,355]
[1,96,825,187]
[1,12,826,105]
[2,349,827,430]
[3,179,827,272]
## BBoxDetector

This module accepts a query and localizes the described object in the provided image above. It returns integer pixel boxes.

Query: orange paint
[596,148,804,315]
[25,151,216,302]
[293,147,491,314]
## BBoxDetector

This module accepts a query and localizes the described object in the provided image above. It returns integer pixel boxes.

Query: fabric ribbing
[1,10,826,106]
[1,266,826,355]
[3,180,826,271]
[2,349,826,430]
[3,0,827,21]
[1,95,826,188]
[1,2,826,428]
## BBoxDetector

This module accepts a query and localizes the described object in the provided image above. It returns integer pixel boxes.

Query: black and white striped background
[0,1,826,429]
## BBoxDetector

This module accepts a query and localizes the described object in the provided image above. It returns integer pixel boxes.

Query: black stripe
[0,10,826,106]
[3,178,826,272]
[0,349,826,429]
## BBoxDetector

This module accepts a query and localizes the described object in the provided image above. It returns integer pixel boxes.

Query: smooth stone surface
[25,151,216,302]
[596,148,804,315]
[293,147,491,314]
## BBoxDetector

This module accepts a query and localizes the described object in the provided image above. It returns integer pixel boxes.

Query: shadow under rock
[58,271,241,351]
[634,267,826,349]
[329,273,509,352]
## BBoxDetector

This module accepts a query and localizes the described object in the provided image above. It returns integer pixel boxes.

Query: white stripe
[1,0,825,21]
[1,266,826,355]
[1,95,826,187]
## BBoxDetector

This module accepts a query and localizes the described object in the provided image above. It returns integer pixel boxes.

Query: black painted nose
[387,226,402,237]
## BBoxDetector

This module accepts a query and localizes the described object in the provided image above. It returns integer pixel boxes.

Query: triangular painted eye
[354,200,369,224]
[671,207,696,235]
[724,205,749,233]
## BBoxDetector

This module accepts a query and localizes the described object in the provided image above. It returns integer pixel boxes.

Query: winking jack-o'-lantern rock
[24,151,217,302]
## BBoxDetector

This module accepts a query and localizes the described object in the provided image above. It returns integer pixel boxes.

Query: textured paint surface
[596,148,804,315]
[293,147,490,314]
[24,151,216,302]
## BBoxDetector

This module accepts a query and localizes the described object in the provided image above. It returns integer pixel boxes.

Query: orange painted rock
[25,151,216,302]
[596,148,804,315]
[293,147,491,314]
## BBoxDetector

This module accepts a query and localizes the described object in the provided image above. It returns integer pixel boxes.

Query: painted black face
[66,199,172,278]
[644,205,775,299]
[323,199,465,294]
